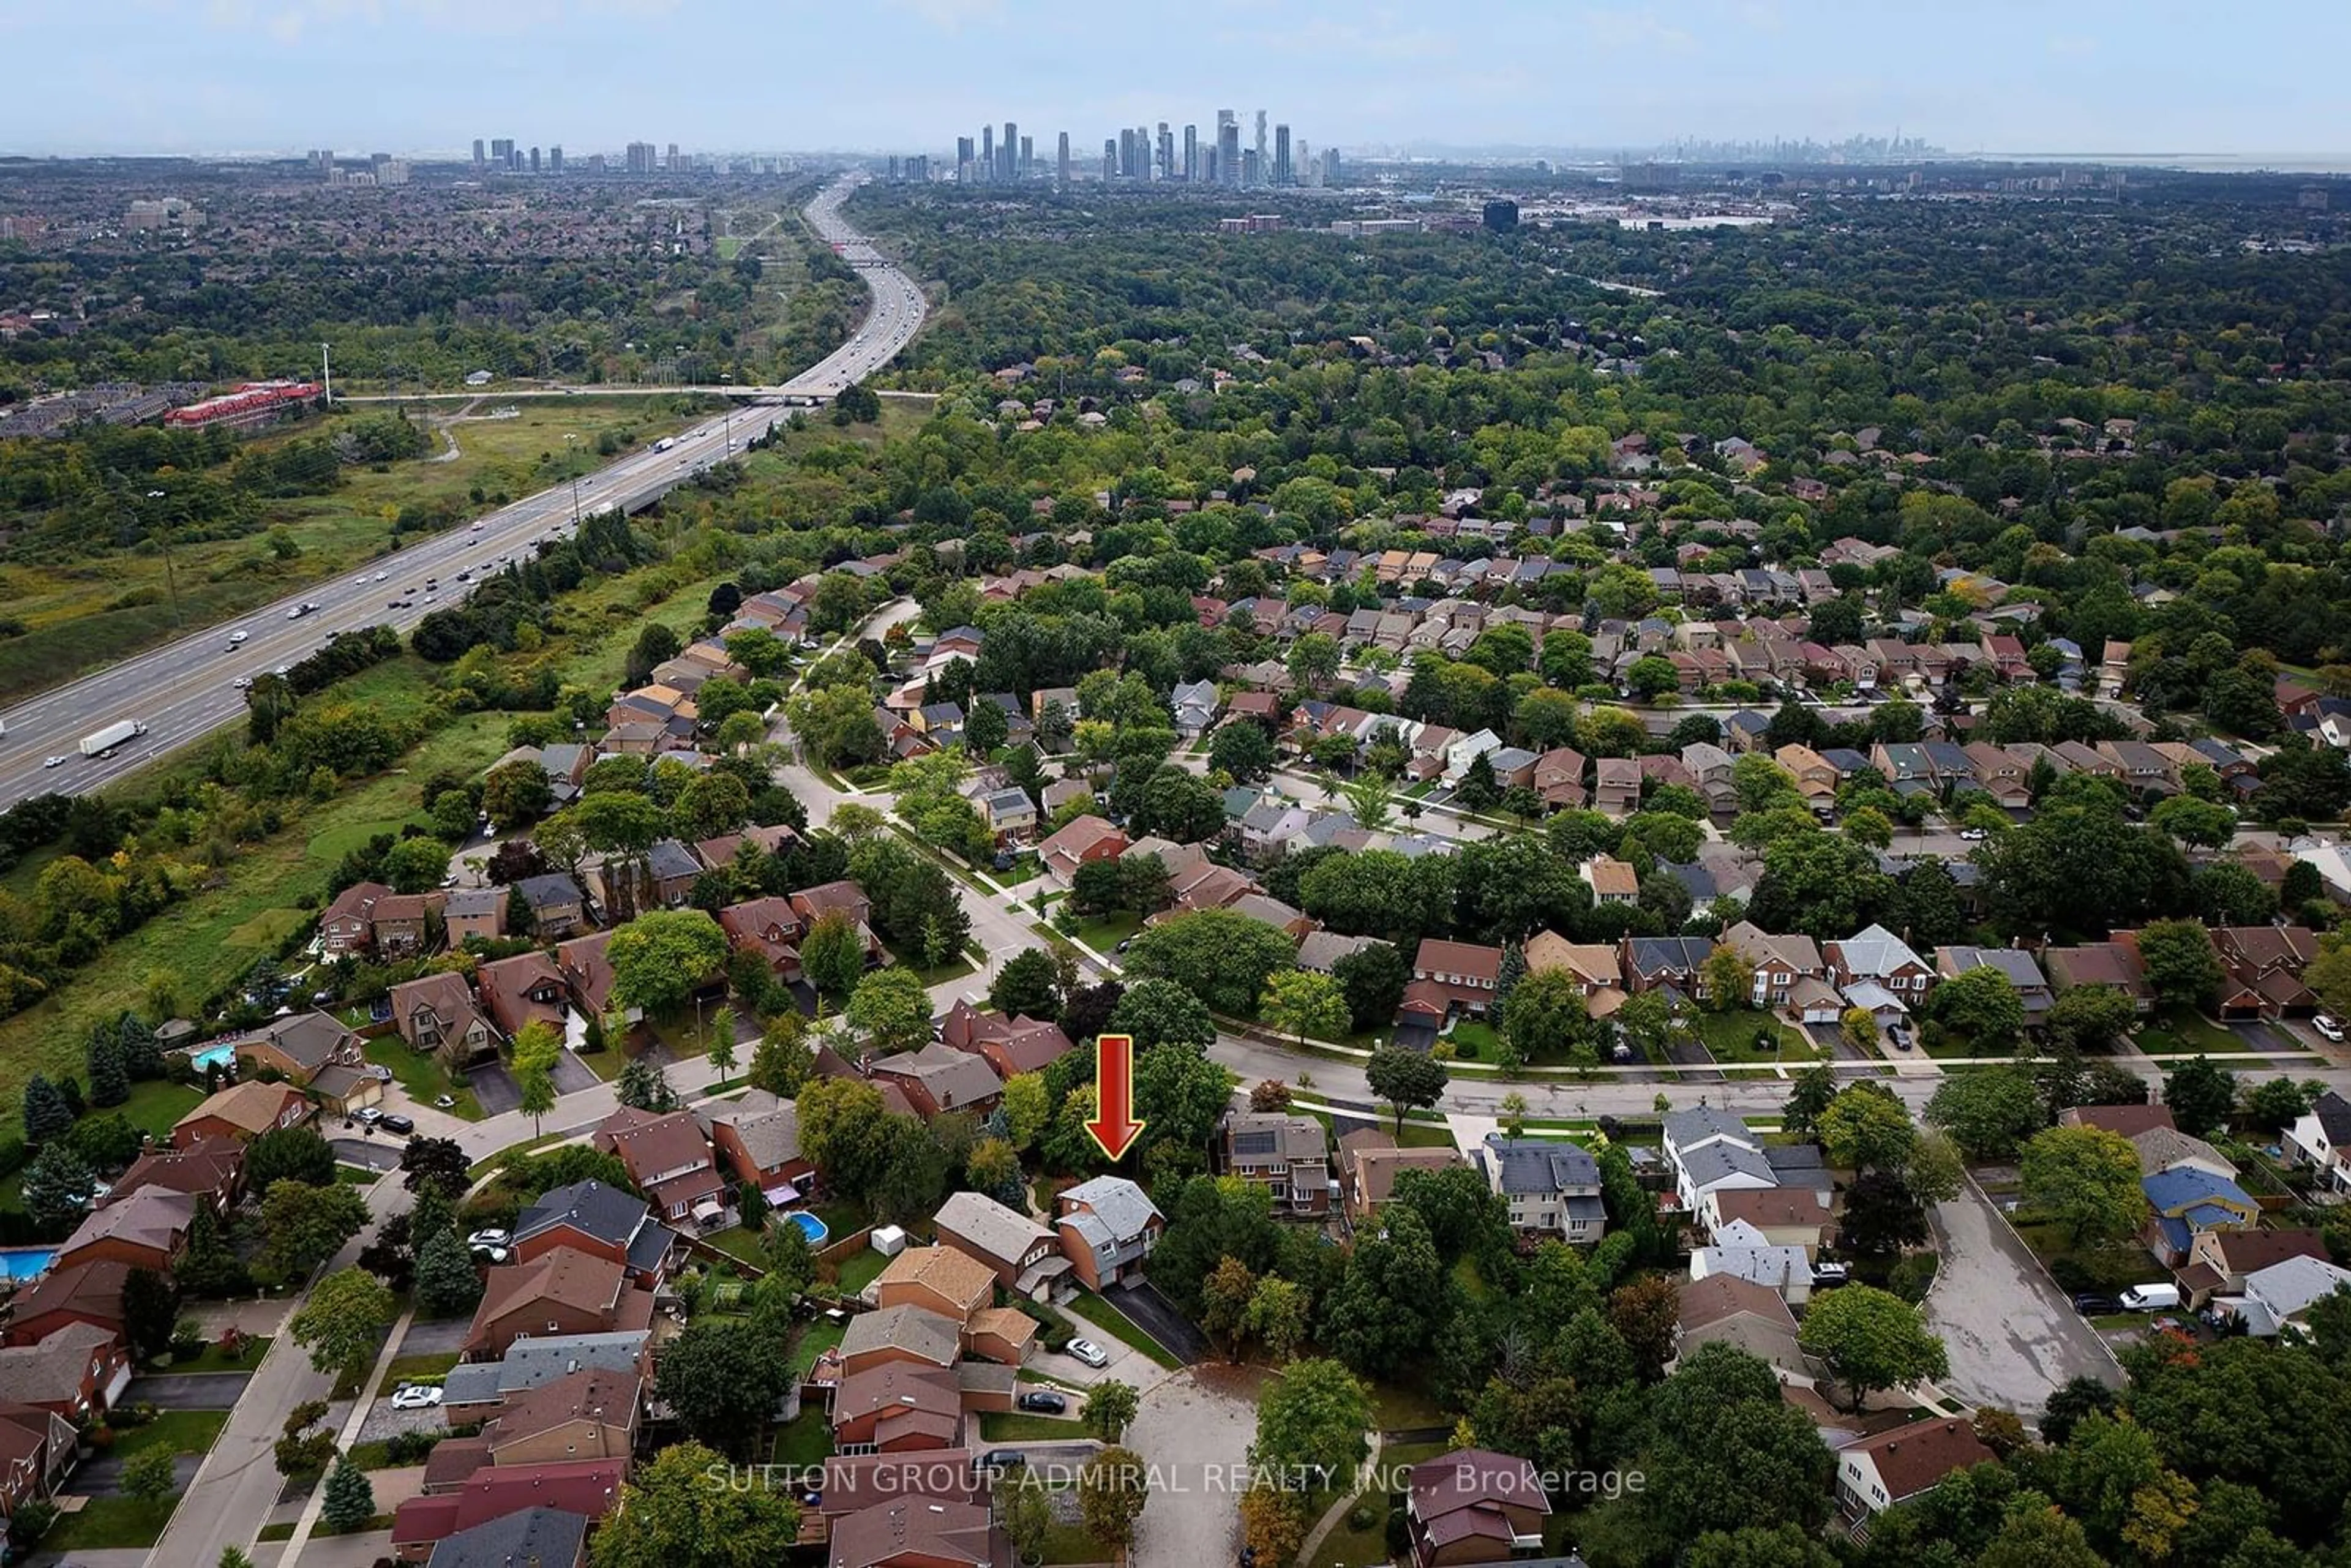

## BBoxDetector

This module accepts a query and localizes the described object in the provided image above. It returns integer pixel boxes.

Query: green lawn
[223,907,312,951]
[979,1410,1091,1441]
[1691,1009,1820,1064]
[44,1410,230,1552]
[1070,911,1142,951]
[376,1351,460,1397]
[163,1336,272,1375]
[364,1038,485,1120]
[1305,1490,1389,1568]
[1039,1521,1103,1564]
[1065,1292,1179,1370]
[770,1408,833,1467]
[1367,1378,1453,1431]
[834,1248,890,1296]
[879,934,977,987]
[1443,1019,1504,1062]
[787,1318,846,1382]
[120,1078,204,1140]
[306,816,427,866]
[993,857,1043,887]
[702,1225,770,1266]
[2137,1008,2262,1056]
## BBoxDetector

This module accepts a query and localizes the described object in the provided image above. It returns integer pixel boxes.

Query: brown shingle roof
[1841,1417,1996,1503]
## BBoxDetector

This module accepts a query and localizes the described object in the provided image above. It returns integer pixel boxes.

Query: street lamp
[564,433,583,527]
[721,373,733,452]
[146,489,182,626]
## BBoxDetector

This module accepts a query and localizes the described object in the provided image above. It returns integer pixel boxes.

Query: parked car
[978,1450,1027,1472]
[389,1384,444,1410]
[1065,1338,1110,1369]
[2074,1292,2124,1316]
[354,1107,384,1127]
[2121,1283,2181,1312]
[1959,827,1990,841]
[378,1112,415,1135]
[468,1229,511,1249]
[2317,1014,2345,1043]
[1811,1261,1851,1287]
[1016,1390,1068,1414]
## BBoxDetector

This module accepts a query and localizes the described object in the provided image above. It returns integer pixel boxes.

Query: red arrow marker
[1084,1033,1147,1162]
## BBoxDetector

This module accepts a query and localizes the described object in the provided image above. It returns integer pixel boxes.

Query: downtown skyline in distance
[2,0,2349,165]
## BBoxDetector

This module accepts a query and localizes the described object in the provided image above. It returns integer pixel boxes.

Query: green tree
[2135,918,2225,1009]
[654,1319,794,1455]
[2020,1125,2146,1246]
[848,966,932,1056]
[516,1056,557,1138]
[1817,1083,1917,1174]
[2161,1055,2238,1137]
[255,1181,371,1288]
[988,948,1063,1019]
[246,1126,337,1190]
[606,909,729,1016]
[590,1441,801,1568]
[1250,1357,1371,1482]
[1076,1446,1150,1558]
[121,1266,180,1363]
[414,1226,483,1318]
[119,1446,178,1507]
[2047,985,2139,1055]
[1926,1067,2045,1161]
[798,909,867,1000]
[1332,942,1409,1032]
[1341,771,1395,831]
[19,1144,94,1234]
[287,1265,395,1381]
[380,836,452,893]
[20,1074,70,1145]
[1366,1045,1449,1135]
[1210,721,1275,783]
[1259,969,1349,1046]
[1245,1275,1312,1364]
[1122,910,1297,1015]
[320,1455,375,1532]
[1930,965,2026,1049]
[1499,966,1598,1071]
[1798,1283,1950,1411]
[1084,1378,1140,1443]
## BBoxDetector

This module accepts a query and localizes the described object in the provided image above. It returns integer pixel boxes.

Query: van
[2120,1284,2181,1312]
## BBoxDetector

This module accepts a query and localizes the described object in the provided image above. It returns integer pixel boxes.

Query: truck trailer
[79,719,148,757]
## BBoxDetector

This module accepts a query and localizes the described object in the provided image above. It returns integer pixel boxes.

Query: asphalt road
[0,173,924,813]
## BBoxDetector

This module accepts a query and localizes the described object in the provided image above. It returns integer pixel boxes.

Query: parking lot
[1923,1177,2123,1417]
[1124,1366,1264,1568]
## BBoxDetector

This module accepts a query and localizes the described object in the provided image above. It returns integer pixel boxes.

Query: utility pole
[320,342,332,407]
[146,489,181,626]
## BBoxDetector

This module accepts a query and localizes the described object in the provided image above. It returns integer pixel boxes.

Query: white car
[2317,1015,2345,1043]
[374,571,389,582]
[1958,827,1990,841]
[1065,1337,1110,1369]
[354,1106,383,1126]
[42,756,65,768]
[389,1384,444,1411]
[228,629,248,645]
[232,677,253,690]
[467,1228,511,1248]
[470,520,485,531]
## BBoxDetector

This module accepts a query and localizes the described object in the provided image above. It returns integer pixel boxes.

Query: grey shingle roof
[1057,1176,1161,1243]
[1480,1135,1599,1196]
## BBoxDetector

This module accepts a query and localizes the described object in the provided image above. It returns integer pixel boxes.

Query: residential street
[1924,1176,2124,1413]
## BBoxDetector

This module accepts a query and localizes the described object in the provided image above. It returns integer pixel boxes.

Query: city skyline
[3,1,2349,163]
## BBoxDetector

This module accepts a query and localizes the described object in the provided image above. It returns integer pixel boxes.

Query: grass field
[978,1410,1091,1442]
[770,1408,833,1467]
[787,1318,847,1382]
[0,398,699,702]
[160,1336,271,1375]
[2137,1007,2262,1056]
[1065,1291,1179,1370]
[1692,1009,1820,1064]
[364,1037,484,1121]
[42,1409,230,1553]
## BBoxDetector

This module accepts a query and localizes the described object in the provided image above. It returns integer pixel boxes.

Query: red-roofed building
[591,1108,724,1225]
[1836,1417,1995,1518]
[389,1457,624,1561]
[1406,1448,1550,1567]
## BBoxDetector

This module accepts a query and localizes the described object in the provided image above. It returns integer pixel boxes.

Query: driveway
[550,1048,600,1095]
[122,1373,251,1409]
[1124,1366,1264,1568]
[394,1317,473,1358]
[1923,1176,2124,1419]
[469,1063,520,1116]
[1031,1336,1154,1390]
[331,1138,403,1171]
[73,1447,207,1496]
[1102,1283,1210,1365]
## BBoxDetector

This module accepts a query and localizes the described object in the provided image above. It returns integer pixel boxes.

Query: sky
[5,0,2349,163]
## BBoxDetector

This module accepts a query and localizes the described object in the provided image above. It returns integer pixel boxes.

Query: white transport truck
[79,719,148,757]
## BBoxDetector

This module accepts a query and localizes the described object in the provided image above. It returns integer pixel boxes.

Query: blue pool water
[787,1212,828,1247]
[0,1248,57,1283]
[189,1043,236,1073]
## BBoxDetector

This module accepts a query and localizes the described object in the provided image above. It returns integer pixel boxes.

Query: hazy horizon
[5,0,2348,165]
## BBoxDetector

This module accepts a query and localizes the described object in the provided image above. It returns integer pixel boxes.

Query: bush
[384,1428,446,1464]
[1015,1297,1076,1353]
[1348,1502,1379,1531]
[1886,1253,1940,1304]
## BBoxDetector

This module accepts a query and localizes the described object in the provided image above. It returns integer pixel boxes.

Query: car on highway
[375,571,389,581]
[1065,1337,1110,1369]
[42,756,64,768]
[232,676,252,689]
[228,629,248,645]
[389,1384,444,1411]
[470,520,484,531]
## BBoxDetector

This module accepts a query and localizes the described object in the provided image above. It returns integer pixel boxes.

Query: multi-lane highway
[0,174,923,810]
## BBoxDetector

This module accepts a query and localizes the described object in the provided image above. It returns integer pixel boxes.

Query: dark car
[378,1112,416,1135]
[977,1450,1027,1472]
[2074,1292,2123,1316]
[1015,1390,1068,1414]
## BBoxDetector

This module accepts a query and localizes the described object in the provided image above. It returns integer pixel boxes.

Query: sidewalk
[275,1304,416,1564]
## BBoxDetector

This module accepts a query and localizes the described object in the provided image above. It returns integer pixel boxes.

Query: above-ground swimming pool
[787,1212,828,1246]
[187,1043,236,1073]
[0,1248,58,1284]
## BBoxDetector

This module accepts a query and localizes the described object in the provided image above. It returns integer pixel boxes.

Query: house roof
[869,1044,1003,1112]
[60,1189,193,1257]
[235,1010,356,1071]
[1523,932,1621,986]
[2064,1103,2175,1137]
[936,1190,1054,1266]
[1223,1112,1329,1163]
[710,1100,803,1172]
[1414,938,1504,983]
[593,1108,712,1185]
[838,1304,961,1368]
[1678,1272,1798,1332]
[2132,1126,2236,1179]
[1832,923,1925,977]
[875,1245,994,1314]
[178,1080,306,1138]
[109,1138,242,1206]
[1057,1176,1161,1242]
[474,1250,628,1330]
[426,1506,590,1568]
[486,1367,639,1449]
[1408,1449,1551,1546]
[0,1323,116,1405]
[2143,1167,2254,1215]
[1480,1135,1598,1196]
[517,1180,651,1252]
[828,1496,997,1568]
[1710,1187,1831,1230]
[6,1259,130,1327]
[443,1332,650,1408]
[1840,1417,1997,1503]
[2245,1255,2351,1322]
[1037,814,1126,869]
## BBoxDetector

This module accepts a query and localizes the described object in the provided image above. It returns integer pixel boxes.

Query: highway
[0,174,924,811]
